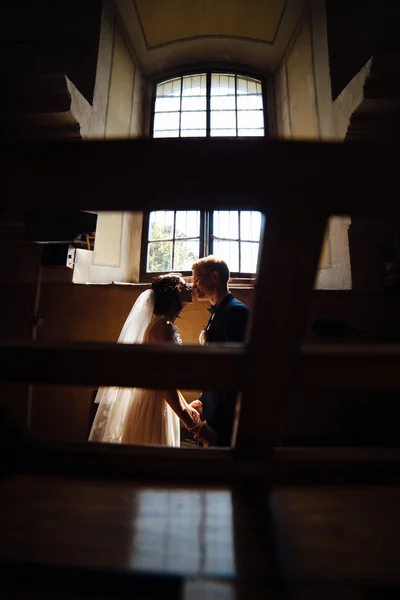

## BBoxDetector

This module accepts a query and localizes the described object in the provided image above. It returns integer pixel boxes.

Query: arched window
[141,71,267,280]
[153,72,266,138]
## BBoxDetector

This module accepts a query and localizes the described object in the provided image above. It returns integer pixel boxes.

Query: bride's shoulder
[148,317,175,343]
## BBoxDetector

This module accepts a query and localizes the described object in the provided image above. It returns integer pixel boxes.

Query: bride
[89,273,200,446]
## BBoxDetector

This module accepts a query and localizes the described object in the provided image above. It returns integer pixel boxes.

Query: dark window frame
[140,209,263,282]
[150,67,269,138]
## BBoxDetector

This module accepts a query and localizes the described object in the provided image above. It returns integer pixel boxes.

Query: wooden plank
[234,213,327,455]
[1,563,182,600]
[273,447,400,485]
[2,138,399,215]
[0,242,42,285]
[271,485,400,586]
[2,339,400,392]
[12,439,259,484]
[296,343,400,392]
[0,243,42,435]
[0,340,245,389]
[4,575,272,600]
[9,438,400,485]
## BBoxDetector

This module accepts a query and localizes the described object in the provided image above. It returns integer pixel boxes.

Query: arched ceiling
[116,0,307,76]
[135,0,286,47]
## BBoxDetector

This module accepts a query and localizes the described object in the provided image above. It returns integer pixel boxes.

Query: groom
[190,256,249,446]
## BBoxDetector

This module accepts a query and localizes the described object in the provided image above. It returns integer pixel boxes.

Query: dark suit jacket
[200,293,249,446]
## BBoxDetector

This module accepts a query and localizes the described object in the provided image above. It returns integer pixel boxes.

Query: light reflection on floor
[130,489,235,577]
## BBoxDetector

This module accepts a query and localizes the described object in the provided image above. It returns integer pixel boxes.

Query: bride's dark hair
[152,273,183,317]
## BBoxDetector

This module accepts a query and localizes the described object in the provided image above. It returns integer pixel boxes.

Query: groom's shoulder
[226,295,249,312]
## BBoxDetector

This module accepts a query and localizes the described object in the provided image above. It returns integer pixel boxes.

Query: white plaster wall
[333,59,372,140]
[66,77,92,138]
[73,212,136,284]
[273,0,355,290]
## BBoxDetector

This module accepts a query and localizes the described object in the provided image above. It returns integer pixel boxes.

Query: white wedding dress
[88,290,181,447]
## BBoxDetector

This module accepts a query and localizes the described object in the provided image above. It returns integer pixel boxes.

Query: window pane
[213,211,239,239]
[157,78,181,97]
[237,77,260,95]
[211,74,235,95]
[240,211,262,241]
[174,239,200,271]
[154,130,180,138]
[211,110,236,130]
[175,211,201,238]
[238,129,264,137]
[155,97,180,112]
[181,129,207,137]
[181,96,206,111]
[148,211,174,241]
[182,74,206,96]
[213,240,239,272]
[236,94,263,110]
[240,242,259,273]
[154,112,180,132]
[210,129,236,137]
[147,241,173,272]
[211,96,235,111]
[181,111,206,131]
[237,110,264,130]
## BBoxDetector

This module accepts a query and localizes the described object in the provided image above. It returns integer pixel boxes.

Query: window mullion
[172,211,177,270]
[206,72,211,137]
[199,211,206,258]
[208,211,213,255]
[262,79,268,135]
[178,77,183,136]
[238,210,241,272]
[235,75,238,137]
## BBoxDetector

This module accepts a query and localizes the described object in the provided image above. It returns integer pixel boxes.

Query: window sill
[140,273,256,286]
[229,278,256,288]
[71,280,256,292]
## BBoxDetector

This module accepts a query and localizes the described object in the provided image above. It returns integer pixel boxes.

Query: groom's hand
[189,399,203,416]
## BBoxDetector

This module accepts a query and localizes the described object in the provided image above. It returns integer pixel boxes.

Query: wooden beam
[10,439,264,484]
[234,214,327,455]
[0,339,245,389]
[3,138,399,215]
[273,447,400,484]
[8,438,400,485]
[296,343,400,392]
[1,340,400,392]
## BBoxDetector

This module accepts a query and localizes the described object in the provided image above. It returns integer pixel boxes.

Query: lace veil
[89,289,155,443]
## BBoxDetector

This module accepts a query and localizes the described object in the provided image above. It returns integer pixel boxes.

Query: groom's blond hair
[192,255,230,285]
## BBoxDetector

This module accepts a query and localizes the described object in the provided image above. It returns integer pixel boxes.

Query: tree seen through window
[146,210,262,275]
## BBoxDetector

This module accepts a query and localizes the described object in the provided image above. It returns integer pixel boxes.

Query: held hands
[182,399,203,430]
[186,405,201,429]
[178,392,201,430]
[189,400,203,416]
[186,399,217,445]
[185,399,204,431]
[192,421,217,445]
